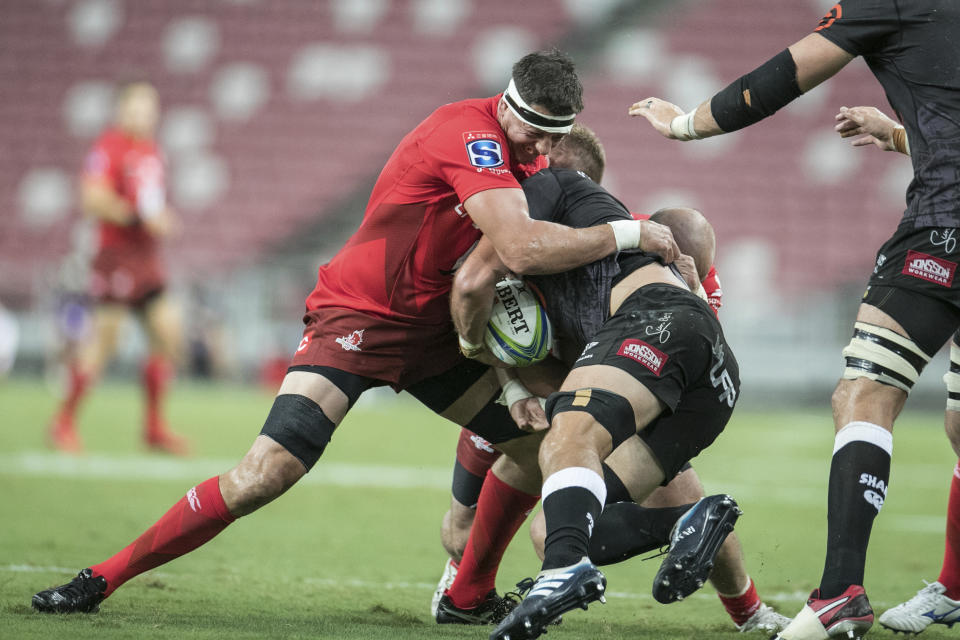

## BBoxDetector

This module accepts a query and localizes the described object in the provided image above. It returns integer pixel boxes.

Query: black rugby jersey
[522,168,658,361]
[815,0,960,228]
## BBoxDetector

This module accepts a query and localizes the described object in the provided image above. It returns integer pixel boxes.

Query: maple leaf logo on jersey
[336,329,365,352]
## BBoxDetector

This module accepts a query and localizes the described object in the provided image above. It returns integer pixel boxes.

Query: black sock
[819,423,892,598]
[589,502,694,565]
[542,486,603,570]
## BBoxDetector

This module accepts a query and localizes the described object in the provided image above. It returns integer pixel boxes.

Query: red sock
[445,470,539,609]
[57,365,90,424]
[718,577,761,626]
[142,355,173,438]
[938,462,960,598]
[90,476,235,596]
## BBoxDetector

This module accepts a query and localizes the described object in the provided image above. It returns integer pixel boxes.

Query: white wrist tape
[137,184,166,221]
[458,334,484,358]
[499,378,533,408]
[669,111,701,141]
[607,219,642,251]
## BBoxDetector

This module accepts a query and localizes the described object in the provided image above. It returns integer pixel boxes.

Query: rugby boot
[737,603,792,633]
[145,420,190,456]
[773,585,873,640]
[430,557,458,618]
[32,568,106,613]
[652,494,741,604]
[48,414,83,454]
[490,557,606,640]
[435,589,518,625]
[878,580,960,633]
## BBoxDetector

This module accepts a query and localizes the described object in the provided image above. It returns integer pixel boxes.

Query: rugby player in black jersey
[435,126,789,634]
[633,2,960,638]
[451,128,744,640]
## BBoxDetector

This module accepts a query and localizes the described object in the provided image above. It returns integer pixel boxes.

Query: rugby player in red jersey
[32,51,682,620]
[48,80,188,455]
[434,126,788,633]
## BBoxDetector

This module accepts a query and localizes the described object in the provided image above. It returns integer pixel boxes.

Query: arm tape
[710,48,802,133]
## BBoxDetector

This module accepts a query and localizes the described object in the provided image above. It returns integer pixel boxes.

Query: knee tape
[259,394,337,471]
[544,388,636,449]
[945,341,960,412]
[841,322,930,392]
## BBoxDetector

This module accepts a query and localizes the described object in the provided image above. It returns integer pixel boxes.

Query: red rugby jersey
[631,212,723,316]
[307,95,546,325]
[83,128,165,252]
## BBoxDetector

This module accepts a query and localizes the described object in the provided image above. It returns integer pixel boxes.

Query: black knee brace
[544,388,636,449]
[259,394,337,471]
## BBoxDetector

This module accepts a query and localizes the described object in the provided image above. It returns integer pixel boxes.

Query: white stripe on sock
[541,466,607,505]
[833,421,893,455]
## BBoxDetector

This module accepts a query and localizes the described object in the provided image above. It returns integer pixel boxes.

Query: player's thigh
[639,464,705,507]
[222,434,309,516]
[604,435,684,504]
[79,303,128,372]
[141,291,183,358]
[406,358,530,446]
[277,370,358,424]
[560,363,665,427]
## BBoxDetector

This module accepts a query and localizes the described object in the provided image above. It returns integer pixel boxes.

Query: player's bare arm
[450,236,508,356]
[80,176,134,225]
[630,33,853,140]
[463,187,679,274]
[835,106,910,155]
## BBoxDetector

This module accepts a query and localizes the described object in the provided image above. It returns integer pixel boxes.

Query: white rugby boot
[430,558,458,618]
[737,603,792,633]
[879,580,960,633]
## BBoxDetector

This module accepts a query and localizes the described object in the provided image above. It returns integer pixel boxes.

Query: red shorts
[455,428,502,477]
[90,245,166,307]
[289,307,463,390]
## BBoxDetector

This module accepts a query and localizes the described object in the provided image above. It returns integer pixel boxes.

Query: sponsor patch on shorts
[902,250,956,287]
[617,339,668,376]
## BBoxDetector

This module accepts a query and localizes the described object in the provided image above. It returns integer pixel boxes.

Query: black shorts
[290,358,527,446]
[572,284,740,478]
[863,223,960,355]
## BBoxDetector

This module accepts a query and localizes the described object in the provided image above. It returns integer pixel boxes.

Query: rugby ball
[484,279,553,367]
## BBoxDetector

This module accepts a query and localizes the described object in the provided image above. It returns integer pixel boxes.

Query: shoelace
[56,573,100,600]
[904,581,947,609]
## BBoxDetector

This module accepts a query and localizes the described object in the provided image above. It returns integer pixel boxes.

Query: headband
[503,78,576,134]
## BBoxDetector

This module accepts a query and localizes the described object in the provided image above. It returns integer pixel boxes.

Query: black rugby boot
[652,494,741,604]
[490,558,606,640]
[436,589,518,625]
[32,568,107,613]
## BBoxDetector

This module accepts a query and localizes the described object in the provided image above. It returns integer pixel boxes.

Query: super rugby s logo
[463,131,504,171]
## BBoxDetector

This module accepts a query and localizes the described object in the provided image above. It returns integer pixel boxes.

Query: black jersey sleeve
[524,168,631,229]
[813,0,899,56]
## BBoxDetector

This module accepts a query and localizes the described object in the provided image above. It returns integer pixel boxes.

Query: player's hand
[143,208,182,238]
[674,254,700,291]
[835,106,898,151]
[638,219,680,263]
[509,396,549,432]
[628,97,685,139]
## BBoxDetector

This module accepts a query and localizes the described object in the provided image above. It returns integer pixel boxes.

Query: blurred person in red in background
[48,80,188,455]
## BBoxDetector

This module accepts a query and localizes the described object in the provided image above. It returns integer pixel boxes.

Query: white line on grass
[1,453,943,533]
[0,451,451,490]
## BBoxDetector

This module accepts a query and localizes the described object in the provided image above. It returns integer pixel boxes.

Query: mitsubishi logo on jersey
[903,250,956,286]
[336,329,365,352]
[297,335,310,352]
[617,339,668,376]
[186,487,201,513]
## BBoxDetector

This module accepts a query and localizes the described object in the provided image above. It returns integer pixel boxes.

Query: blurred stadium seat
[2,0,935,395]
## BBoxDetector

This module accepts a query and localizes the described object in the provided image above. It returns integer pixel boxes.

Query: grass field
[1,377,958,639]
